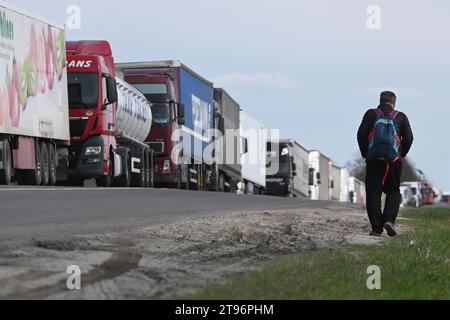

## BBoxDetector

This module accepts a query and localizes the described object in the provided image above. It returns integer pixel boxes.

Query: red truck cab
[118,68,182,186]
[66,41,118,185]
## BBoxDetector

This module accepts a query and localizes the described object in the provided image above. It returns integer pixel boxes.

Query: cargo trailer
[0,1,69,185]
[212,88,241,192]
[308,151,331,200]
[240,111,266,194]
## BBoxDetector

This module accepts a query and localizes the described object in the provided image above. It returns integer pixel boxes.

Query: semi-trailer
[266,139,309,198]
[212,88,241,192]
[308,150,331,201]
[116,61,214,190]
[0,2,70,186]
[330,163,342,201]
[66,41,154,187]
[240,111,266,195]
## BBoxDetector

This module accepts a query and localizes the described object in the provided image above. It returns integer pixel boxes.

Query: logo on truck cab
[68,60,93,68]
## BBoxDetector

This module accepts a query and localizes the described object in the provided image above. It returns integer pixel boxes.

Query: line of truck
[0,3,445,207]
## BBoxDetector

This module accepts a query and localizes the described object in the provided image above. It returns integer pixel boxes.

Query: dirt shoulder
[0,203,389,299]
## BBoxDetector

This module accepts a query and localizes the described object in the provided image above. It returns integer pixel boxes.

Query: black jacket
[357,104,414,159]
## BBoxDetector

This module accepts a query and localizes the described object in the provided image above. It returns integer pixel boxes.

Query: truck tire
[219,174,225,192]
[47,143,57,186]
[0,139,13,185]
[97,159,113,187]
[116,152,131,188]
[131,153,146,188]
[147,156,154,189]
[40,142,50,186]
[22,140,43,186]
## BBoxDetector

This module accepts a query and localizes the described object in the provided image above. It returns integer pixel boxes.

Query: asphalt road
[0,186,343,240]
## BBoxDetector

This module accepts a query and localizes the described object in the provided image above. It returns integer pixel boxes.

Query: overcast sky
[8,0,450,190]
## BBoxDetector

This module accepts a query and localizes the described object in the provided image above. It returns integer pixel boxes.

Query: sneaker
[384,222,398,237]
[369,231,383,237]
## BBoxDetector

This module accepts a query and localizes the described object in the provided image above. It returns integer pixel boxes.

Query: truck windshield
[133,83,168,95]
[68,73,99,108]
[152,104,171,126]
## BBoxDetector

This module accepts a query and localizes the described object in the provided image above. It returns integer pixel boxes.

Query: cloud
[211,72,302,91]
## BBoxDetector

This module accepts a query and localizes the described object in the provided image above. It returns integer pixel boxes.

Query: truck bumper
[265,181,290,196]
[68,136,105,179]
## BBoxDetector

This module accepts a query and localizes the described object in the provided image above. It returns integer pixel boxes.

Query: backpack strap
[389,111,400,120]
[374,108,384,117]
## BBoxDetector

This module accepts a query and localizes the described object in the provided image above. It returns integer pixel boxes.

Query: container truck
[240,111,266,195]
[212,88,241,192]
[308,151,331,200]
[116,61,214,190]
[0,2,70,185]
[266,139,309,198]
[66,41,154,187]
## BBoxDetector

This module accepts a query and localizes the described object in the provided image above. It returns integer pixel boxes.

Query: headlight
[85,146,102,155]
[281,147,289,156]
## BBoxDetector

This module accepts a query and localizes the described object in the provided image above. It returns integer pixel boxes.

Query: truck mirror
[106,77,118,103]
[292,172,297,177]
[177,103,185,119]
[292,163,297,172]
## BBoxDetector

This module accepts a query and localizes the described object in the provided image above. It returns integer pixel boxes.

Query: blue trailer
[116,60,215,190]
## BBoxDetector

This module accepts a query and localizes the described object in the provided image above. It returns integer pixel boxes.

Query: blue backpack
[368,108,401,163]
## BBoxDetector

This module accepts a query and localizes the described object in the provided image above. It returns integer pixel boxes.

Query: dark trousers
[365,160,403,234]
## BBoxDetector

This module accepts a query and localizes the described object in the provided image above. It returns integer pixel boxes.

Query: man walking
[357,91,414,237]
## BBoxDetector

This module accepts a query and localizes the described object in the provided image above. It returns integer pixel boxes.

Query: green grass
[192,209,450,300]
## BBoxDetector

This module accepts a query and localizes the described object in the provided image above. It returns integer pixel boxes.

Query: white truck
[330,164,350,202]
[308,150,331,200]
[349,177,366,205]
[0,2,69,185]
[240,111,266,195]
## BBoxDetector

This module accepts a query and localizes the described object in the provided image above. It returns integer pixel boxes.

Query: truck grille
[149,142,164,153]
[70,118,88,137]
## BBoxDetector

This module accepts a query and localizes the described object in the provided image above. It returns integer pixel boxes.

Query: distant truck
[308,151,331,201]
[0,2,70,186]
[240,111,266,195]
[349,177,366,205]
[266,139,309,198]
[66,41,154,187]
[402,182,422,208]
[330,164,350,202]
[116,61,214,190]
[212,88,241,192]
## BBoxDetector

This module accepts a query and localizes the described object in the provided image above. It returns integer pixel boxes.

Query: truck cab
[118,68,184,186]
[66,41,118,185]
[266,141,297,197]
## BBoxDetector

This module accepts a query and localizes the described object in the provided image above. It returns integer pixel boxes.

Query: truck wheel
[116,153,131,187]
[22,140,43,186]
[97,160,113,187]
[0,139,13,185]
[219,175,225,192]
[131,154,146,188]
[47,143,57,186]
[40,142,50,186]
